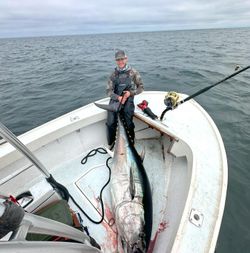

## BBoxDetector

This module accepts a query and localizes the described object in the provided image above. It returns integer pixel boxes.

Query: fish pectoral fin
[140,146,146,162]
[129,168,135,200]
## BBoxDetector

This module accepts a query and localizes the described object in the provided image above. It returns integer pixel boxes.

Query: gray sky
[0,0,250,38]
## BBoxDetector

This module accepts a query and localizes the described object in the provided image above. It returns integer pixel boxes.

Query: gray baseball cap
[115,50,126,60]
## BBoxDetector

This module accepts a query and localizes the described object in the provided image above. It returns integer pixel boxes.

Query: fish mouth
[128,242,145,253]
[130,243,145,253]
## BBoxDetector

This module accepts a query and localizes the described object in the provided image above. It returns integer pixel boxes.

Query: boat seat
[9,210,101,252]
[0,200,101,251]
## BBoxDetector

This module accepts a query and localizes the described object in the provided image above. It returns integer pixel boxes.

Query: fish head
[116,202,147,253]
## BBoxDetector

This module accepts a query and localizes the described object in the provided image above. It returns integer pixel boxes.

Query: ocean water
[0,28,250,252]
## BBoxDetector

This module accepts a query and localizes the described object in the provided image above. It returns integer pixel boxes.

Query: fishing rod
[160,65,250,120]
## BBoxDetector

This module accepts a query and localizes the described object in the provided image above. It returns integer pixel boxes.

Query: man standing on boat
[106,50,144,147]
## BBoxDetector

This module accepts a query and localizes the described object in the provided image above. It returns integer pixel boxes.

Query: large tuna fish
[110,114,152,253]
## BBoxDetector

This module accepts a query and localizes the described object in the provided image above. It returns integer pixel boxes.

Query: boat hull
[0,91,227,253]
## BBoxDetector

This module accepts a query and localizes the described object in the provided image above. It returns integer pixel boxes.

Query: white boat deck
[48,137,184,253]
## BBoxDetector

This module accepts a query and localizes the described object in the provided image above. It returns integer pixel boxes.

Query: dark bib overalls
[106,69,135,145]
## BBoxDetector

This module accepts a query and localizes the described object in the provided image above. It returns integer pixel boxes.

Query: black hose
[70,155,112,224]
[46,147,111,224]
[81,147,107,164]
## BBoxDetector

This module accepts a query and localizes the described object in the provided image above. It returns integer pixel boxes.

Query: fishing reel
[164,91,180,110]
[160,91,180,121]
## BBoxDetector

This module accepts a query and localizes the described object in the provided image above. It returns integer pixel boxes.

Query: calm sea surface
[0,28,250,252]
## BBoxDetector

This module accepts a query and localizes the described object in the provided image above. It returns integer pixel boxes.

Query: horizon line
[0,25,249,40]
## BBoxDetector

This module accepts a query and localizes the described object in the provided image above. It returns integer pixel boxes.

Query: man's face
[116,57,128,69]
